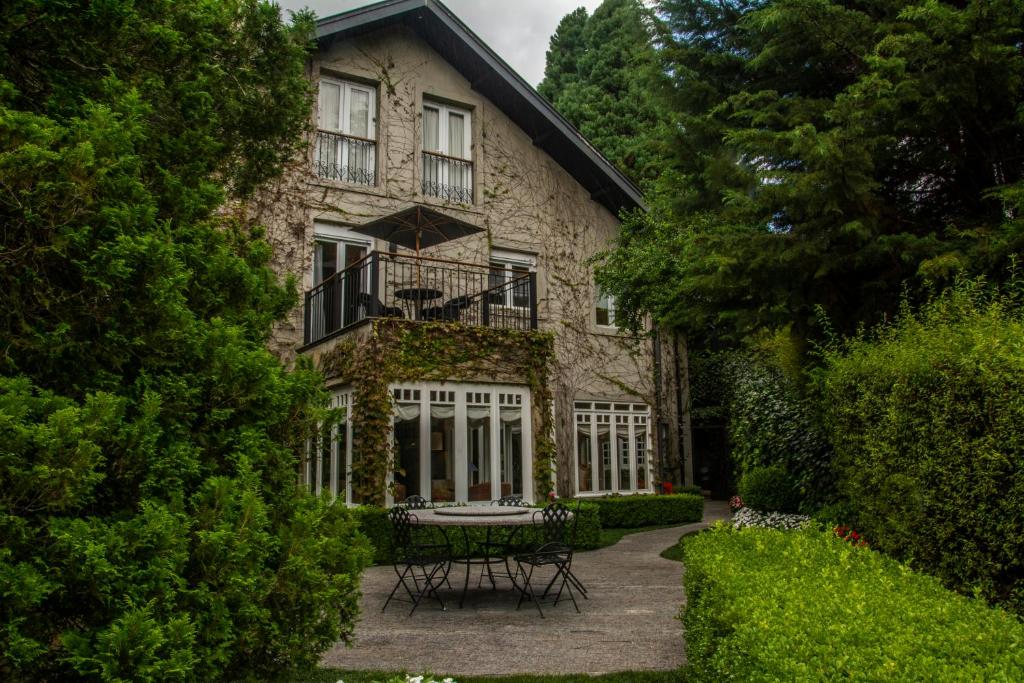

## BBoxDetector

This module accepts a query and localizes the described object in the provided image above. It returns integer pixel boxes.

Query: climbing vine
[320,319,556,505]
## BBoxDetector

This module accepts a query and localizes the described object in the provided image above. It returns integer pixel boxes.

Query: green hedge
[683,526,1024,681]
[573,494,703,528]
[737,465,800,513]
[351,503,601,565]
[821,280,1024,610]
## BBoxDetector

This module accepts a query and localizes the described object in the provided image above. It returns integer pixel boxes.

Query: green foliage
[573,494,703,528]
[0,1,373,680]
[321,321,557,505]
[538,0,670,186]
[737,466,800,514]
[683,525,1024,682]
[598,0,1024,344]
[351,503,602,565]
[820,278,1024,611]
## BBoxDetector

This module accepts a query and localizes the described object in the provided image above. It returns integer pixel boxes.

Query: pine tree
[0,1,369,679]
[539,0,669,187]
[598,0,1024,344]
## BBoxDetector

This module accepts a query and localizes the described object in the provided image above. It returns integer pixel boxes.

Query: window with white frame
[315,77,376,185]
[422,100,473,203]
[574,402,651,494]
[596,289,616,327]
[391,382,532,504]
[309,223,374,339]
[488,248,535,309]
[304,390,356,502]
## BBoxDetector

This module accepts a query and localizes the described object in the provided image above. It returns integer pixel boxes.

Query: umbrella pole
[415,228,422,289]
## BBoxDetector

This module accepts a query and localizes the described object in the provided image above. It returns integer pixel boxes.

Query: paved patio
[321,500,730,677]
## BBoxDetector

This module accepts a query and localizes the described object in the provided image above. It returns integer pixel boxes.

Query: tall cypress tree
[539,0,669,187]
[0,1,369,680]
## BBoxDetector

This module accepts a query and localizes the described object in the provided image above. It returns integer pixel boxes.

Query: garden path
[320,500,731,677]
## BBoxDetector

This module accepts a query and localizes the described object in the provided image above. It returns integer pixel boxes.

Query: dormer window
[315,78,376,186]
[422,101,473,203]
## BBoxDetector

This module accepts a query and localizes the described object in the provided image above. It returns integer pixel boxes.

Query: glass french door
[313,237,369,334]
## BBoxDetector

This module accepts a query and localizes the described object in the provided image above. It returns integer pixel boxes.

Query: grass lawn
[594,523,682,549]
[289,669,685,682]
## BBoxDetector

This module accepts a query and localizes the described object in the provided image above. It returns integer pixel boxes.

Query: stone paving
[321,500,731,677]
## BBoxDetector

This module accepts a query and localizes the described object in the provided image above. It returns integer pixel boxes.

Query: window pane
[394,404,420,500]
[635,432,647,489]
[423,106,440,152]
[448,112,465,158]
[500,407,523,496]
[430,406,455,502]
[349,88,370,138]
[319,82,341,130]
[511,265,530,308]
[320,424,332,494]
[617,425,630,490]
[467,407,491,501]
[597,423,611,491]
[577,423,592,493]
[596,290,611,326]
[314,240,338,284]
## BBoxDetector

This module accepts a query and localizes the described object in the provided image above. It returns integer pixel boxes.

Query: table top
[409,505,568,527]
[394,287,443,301]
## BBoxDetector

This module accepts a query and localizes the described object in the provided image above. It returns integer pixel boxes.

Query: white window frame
[389,382,533,505]
[489,248,536,310]
[572,401,652,496]
[595,288,617,328]
[422,100,473,203]
[305,389,354,504]
[317,77,377,185]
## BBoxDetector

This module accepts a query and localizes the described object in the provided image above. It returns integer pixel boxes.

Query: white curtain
[448,112,464,158]
[467,406,490,420]
[349,89,369,137]
[423,106,439,151]
[319,82,340,130]
[394,403,420,422]
[430,405,455,420]
[499,407,521,424]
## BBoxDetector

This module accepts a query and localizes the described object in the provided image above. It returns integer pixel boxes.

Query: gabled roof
[316,0,645,215]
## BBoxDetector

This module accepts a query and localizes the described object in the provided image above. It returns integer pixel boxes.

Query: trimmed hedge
[351,503,601,565]
[573,493,703,528]
[683,526,1024,681]
[821,280,1024,610]
[737,465,800,513]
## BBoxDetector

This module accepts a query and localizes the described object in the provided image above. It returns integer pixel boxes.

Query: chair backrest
[493,495,527,507]
[402,495,430,510]
[534,502,573,546]
[388,506,416,557]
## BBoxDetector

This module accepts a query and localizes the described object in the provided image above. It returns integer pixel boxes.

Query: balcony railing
[422,150,473,203]
[303,252,537,346]
[313,129,376,186]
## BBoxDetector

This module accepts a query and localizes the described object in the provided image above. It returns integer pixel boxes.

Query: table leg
[459,525,471,608]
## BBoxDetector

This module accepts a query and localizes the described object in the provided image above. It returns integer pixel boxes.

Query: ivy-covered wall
[316,319,556,505]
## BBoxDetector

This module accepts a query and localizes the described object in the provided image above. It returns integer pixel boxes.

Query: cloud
[277,0,602,86]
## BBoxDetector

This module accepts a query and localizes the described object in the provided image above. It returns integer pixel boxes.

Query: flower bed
[731,506,810,530]
[682,526,1024,681]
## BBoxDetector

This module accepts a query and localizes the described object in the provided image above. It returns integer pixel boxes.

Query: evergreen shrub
[737,465,801,513]
[821,279,1024,610]
[574,493,703,528]
[683,526,1024,681]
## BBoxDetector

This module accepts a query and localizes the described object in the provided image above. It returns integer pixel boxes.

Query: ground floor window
[574,401,651,495]
[392,382,532,504]
[303,390,359,503]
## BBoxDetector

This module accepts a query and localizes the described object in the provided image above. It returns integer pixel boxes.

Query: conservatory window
[573,401,651,495]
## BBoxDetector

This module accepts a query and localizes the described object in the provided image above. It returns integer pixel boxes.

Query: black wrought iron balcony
[313,129,376,186]
[422,150,473,203]
[303,252,537,346]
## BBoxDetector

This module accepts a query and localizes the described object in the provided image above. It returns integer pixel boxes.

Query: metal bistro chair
[476,495,530,589]
[382,506,451,615]
[513,501,580,618]
[402,495,454,590]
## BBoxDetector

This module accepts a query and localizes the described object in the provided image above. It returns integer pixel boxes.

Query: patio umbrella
[350,205,484,256]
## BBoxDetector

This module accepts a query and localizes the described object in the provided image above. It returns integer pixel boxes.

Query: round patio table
[411,506,570,608]
[394,287,442,320]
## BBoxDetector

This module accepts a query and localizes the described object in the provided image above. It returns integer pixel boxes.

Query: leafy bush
[683,526,1024,681]
[352,503,602,564]
[573,494,703,528]
[821,279,1024,611]
[737,466,800,513]
[676,484,704,496]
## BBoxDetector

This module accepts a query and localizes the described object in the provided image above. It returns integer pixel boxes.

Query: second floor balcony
[303,252,537,347]
[313,129,376,186]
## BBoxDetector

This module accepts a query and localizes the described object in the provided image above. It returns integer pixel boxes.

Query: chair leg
[383,564,416,612]
[409,562,447,616]
[552,563,580,613]
[515,562,544,618]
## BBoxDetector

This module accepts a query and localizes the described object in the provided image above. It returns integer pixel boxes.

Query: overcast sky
[277,0,603,86]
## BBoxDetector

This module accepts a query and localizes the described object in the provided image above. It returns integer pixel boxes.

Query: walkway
[320,500,731,677]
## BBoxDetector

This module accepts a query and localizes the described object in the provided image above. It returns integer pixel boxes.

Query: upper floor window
[315,78,376,186]
[422,100,473,203]
[596,289,616,327]
[488,249,535,309]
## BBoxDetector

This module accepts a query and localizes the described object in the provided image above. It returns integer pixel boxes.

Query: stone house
[254,0,690,505]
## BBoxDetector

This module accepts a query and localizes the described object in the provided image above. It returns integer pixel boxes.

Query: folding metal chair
[382,506,451,615]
